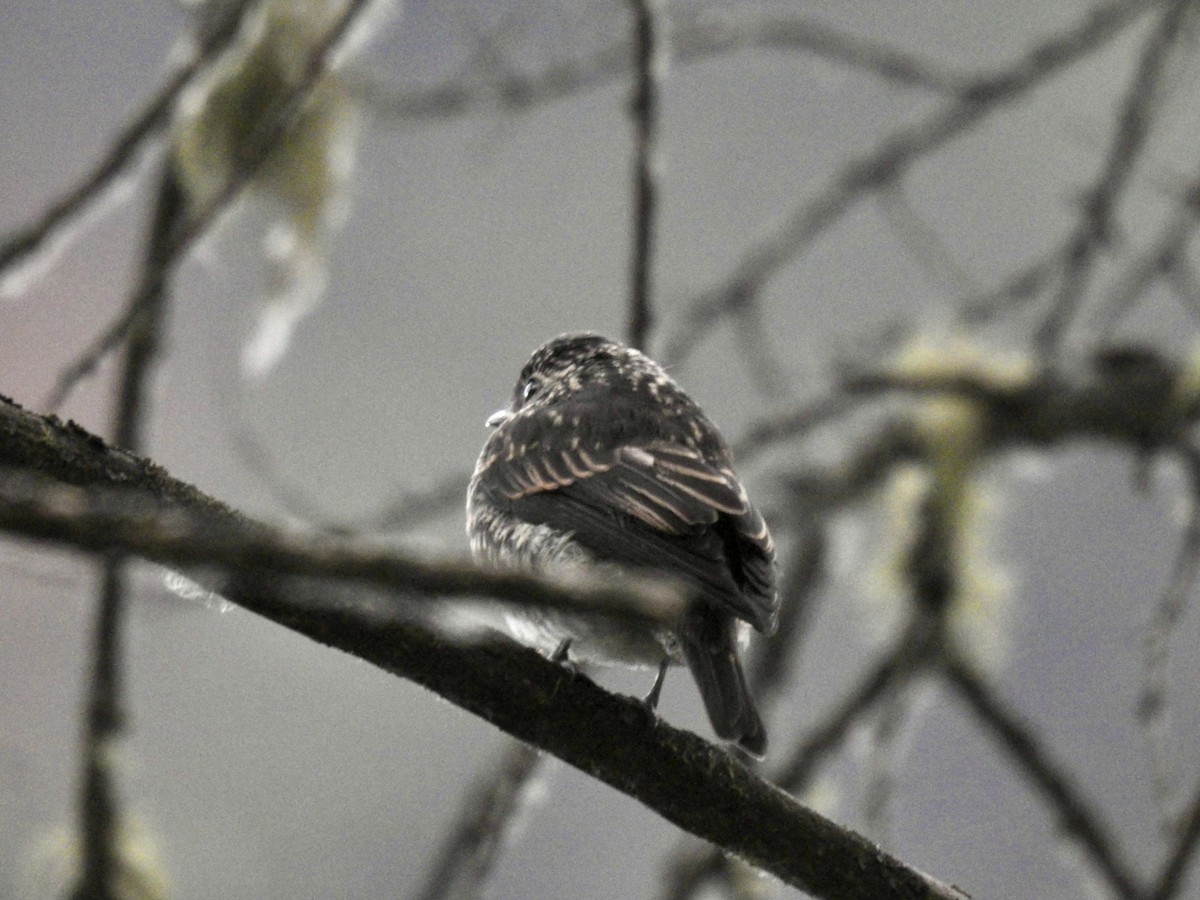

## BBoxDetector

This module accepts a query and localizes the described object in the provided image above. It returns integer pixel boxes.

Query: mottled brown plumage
[467,333,777,755]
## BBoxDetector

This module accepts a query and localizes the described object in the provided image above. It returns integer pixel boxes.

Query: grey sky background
[2,1,1199,898]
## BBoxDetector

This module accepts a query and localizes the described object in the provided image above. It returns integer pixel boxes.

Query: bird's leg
[642,657,670,710]
[550,638,573,664]
[549,638,580,676]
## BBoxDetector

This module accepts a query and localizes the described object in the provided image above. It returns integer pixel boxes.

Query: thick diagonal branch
[0,397,963,900]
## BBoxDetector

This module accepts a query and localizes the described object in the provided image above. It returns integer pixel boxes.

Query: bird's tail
[681,609,767,758]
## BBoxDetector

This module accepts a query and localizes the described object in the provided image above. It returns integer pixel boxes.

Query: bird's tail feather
[682,611,766,758]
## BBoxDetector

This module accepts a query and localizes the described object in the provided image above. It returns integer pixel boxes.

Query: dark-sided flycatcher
[467,334,777,755]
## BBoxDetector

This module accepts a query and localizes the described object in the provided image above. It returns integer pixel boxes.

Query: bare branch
[364,473,474,533]
[0,0,257,291]
[730,299,794,400]
[878,184,982,302]
[11,0,1200,894]
[955,240,1071,327]
[43,0,379,413]
[412,740,546,900]
[1139,443,1200,835]
[863,684,913,843]
[72,559,128,900]
[663,0,1157,366]
[942,653,1143,899]
[731,391,857,464]
[781,416,927,514]
[669,7,969,95]
[363,9,969,123]
[777,629,930,796]
[0,399,678,626]
[1091,169,1200,338]
[1151,781,1200,900]
[44,302,146,413]
[625,0,664,352]
[73,162,187,900]
[843,346,1191,452]
[1033,0,1193,357]
[114,177,187,449]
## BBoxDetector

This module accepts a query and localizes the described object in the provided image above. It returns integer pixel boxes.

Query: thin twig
[625,0,663,352]
[828,236,1072,393]
[955,240,1071,327]
[411,740,546,900]
[72,559,127,900]
[1033,0,1193,357]
[852,239,1072,388]
[669,8,969,95]
[1150,781,1200,900]
[221,364,470,532]
[730,298,793,400]
[663,0,1157,366]
[877,184,982,302]
[1091,171,1200,339]
[942,653,1143,900]
[364,472,473,533]
[72,163,185,900]
[0,0,256,290]
[44,0,375,411]
[732,391,857,464]
[363,9,969,123]
[1139,443,1200,835]
[226,415,347,529]
[863,684,913,844]
[44,302,146,412]
[775,623,934,796]
[1164,254,1200,323]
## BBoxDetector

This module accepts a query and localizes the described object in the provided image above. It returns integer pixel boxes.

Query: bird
[466,333,778,756]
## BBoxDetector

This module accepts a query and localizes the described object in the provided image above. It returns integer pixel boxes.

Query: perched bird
[467,333,778,756]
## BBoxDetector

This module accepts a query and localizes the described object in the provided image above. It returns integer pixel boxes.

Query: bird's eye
[522,379,541,402]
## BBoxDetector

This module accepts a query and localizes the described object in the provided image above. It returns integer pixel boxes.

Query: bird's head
[486,333,668,428]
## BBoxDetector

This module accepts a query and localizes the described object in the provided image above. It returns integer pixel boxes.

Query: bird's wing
[478,420,777,633]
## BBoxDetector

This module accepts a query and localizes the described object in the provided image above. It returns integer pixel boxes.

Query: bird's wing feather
[478,419,778,632]
[510,484,766,624]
